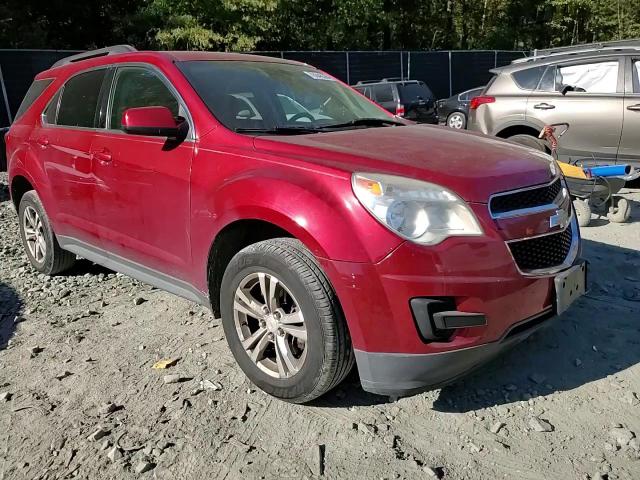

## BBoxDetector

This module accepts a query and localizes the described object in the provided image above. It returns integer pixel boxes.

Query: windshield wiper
[318,118,406,129]
[235,126,320,135]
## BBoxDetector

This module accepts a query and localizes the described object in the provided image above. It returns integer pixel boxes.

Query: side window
[57,69,107,127]
[372,84,394,103]
[512,66,545,90]
[633,61,640,93]
[110,67,179,130]
[15,78,53,121]
[537,66,556,92]
[557,61,619,94]
[459,91,468,101]
[42,89,62,124]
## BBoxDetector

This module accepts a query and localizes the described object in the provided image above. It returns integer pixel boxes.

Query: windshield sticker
[304,71,336,81]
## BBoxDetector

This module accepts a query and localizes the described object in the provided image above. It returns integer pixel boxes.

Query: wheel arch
[9,174,36,211]
[206,217,301,317]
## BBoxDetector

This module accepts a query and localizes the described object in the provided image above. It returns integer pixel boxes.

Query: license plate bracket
[554,261,587,315]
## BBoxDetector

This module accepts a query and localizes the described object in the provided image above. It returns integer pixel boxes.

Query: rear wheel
[18,191,76,275]
[508,134,546,152]
[447,112,466,129]
[220,238,354,403]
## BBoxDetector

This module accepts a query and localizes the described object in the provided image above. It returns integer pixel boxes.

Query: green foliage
[1,0,640,51]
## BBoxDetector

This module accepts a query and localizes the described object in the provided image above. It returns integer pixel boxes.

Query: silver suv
[468,40,640,168]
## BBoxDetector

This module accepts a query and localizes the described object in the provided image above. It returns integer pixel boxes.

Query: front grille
[508,224,573,271]
[490,178,562,215]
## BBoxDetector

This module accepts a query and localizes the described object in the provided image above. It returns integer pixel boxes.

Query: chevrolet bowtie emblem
[549,209,569,229]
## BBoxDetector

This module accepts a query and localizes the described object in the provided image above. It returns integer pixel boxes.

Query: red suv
[5,46,586,403]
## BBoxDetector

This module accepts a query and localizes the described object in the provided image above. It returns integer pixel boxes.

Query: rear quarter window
[14,79,53,121]
[511,66,546,90]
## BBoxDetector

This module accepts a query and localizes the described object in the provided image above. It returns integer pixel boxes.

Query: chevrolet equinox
[5,46,586,403]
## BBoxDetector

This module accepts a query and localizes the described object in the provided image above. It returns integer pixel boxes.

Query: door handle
[36,138,50,148]
[91,149,112,164]
[534,103,556,110]
[627,104,640,111]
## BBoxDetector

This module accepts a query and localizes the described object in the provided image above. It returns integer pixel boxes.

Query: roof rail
[534,38,640,56]
[512,39,640,64]
[51,45,137,68]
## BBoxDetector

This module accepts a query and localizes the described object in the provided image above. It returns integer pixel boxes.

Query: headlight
[352,173,483,245]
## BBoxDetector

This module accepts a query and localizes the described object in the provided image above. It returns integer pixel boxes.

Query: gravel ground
[1,171,639,480]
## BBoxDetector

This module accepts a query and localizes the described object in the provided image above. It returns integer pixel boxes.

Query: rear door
[525,57,624,164]
[37,67,109,243]
[90,65,195,280]
[618,57,640,168]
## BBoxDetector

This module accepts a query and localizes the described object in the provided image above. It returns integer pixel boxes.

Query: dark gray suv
[468,40,640,168]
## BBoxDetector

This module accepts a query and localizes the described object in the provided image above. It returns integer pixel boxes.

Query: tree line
[2,0,640,52]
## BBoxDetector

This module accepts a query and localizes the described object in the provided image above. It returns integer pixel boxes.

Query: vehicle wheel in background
[18,191,76,275]
[607,197,630,223]
[220,238,354,403]
[447,112,466,129]
[508,134,546,152]
[572,199,592,227]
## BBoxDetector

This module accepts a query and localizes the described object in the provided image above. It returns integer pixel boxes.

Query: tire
[220,238,354,403]
[508,134,546,152]
[18,191,76,275]
[607,197,630,223]
[447,112,466,129]
[573,199,592,227]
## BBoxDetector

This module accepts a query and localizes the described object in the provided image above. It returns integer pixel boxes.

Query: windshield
[178,60,392,132]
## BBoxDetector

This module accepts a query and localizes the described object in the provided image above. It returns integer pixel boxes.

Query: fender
[188,163,403,292]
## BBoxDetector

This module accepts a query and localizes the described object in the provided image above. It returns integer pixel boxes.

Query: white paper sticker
[303,71,336,81]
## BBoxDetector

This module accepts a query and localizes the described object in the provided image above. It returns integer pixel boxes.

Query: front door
[90,65,195,280]
[525,57,625,165]
[618,58,640,168]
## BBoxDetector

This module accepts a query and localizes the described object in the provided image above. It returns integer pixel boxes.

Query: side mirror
[560,85,575,96]
[122,106,182,138]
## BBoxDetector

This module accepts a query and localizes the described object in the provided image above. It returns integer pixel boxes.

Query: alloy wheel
[23,206,46,263]
[233,272,307,379]
[448,113,465,129]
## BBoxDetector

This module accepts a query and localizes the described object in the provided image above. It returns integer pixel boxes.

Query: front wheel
[220,238,354,403]
[447,112,466,129]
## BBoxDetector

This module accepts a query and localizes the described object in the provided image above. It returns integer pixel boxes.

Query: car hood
[253,125,555,203]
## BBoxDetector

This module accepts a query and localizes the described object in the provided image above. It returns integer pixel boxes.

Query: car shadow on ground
[0,281,22,352]
[432,238,640,413]
[59,259,114,277]
[315,237,640,410]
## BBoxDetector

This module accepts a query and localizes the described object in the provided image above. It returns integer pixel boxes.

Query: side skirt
[57,235,210,308]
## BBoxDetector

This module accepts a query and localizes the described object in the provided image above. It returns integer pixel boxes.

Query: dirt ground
[1,171,639,480]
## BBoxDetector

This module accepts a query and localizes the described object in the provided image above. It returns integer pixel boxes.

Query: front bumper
[318,203,582,396]
[355,308,555,396]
